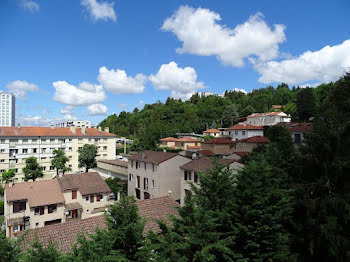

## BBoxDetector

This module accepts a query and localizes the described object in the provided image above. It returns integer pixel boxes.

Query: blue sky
[0,0,349,126]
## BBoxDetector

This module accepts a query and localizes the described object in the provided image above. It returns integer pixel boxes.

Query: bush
[0,201,4,216]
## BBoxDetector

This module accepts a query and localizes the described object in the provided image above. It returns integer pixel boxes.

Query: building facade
[203,129,220,137]
[159,137,201,150]
[127,151,191,202]
[55,120,92,128]
[234,136,270,152]
[93,159,128,180]
[0,91,15,127]
[0,126,116,182]
[226,124,264,141]
[202,138,236,155]
[245,112,291,126]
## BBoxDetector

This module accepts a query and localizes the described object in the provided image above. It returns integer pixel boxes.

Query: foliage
[1,169,15,183]
[0,201,4,215]
[21,239,69,262]
[222,103,239,127]
[0,230,20,262]
[51,149,71,176]
[23,157,43,181]
[296,87,316,121]
[105,177,127,196]
[203,135,215,141]
[0,184,4,197]
[78,144,98,172]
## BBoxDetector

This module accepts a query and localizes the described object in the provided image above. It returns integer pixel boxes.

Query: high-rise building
[0,91,15,127]
[55,120,91,128]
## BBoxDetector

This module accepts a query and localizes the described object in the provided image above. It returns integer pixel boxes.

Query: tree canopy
[51,149,71,176]
[78,144,98,172]
[23,157,43,181]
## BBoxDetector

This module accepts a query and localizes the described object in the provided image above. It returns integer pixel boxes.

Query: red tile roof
[202,138,235,145]
[227,124,264,130]
[128,150,178,164]
[203,129,220,133]
[0,127,115,137]
[199,150,214,156]
[6,179,65,207]
[180,156,235,172]
[159,137,177,142]
[277,122,313,132]
[19,197,178,252]
[234,151,250,157]
[160,137,200,143]
[272,105,283,109]
[187,145,201,149]
[236,136,270,144]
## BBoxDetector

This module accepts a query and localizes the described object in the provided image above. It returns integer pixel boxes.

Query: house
[93,159,128,180]
[277,122,313,143]
[226,124,264,141]
[245,112,291,126]
[201,138,236,155]
[203,129,220,137]
[179,157,244,204]
[0,126,116,183]
[4,172,114,238]
[19,196,178,253]
[271,105,283,111]
[127,151,192,202]
[159,137,201,150]
[234,136,270,152]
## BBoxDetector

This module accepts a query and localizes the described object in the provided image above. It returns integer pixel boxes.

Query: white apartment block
[56,120,91,128]
[245,112,291,126]
[128,151,191,202]
[0,126,116,182]
[226,124,264,141]
[0,91,15,127]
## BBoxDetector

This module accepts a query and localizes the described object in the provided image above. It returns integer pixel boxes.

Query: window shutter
[90,195,94,203]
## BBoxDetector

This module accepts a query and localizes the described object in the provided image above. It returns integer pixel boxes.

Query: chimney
[70,126,76,134]
[104,127,109,133]
[98,126,102,132]
[50,125,54,129]
[81,126,86,134]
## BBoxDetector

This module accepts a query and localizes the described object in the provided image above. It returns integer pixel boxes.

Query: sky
[0,0,349,126]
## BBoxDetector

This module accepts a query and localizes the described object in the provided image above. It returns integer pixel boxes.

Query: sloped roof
[98,159,128,168]
[180,156,235,172]
[236,136,270,143]
[5,179,65,207]
[202,138,235,145]
[227,124,264,130]
[199,150,214,156]
[57,172,111,195]
[203,129,220,133]
[234,151,250,157]
[159,137,177,142]
[247,112,290,118]
[128,150,179,164]
[277,122,313,132]
[19,196,178,252]
[160,137,200,143]
[187,145,201,149]
[0,127,116,137]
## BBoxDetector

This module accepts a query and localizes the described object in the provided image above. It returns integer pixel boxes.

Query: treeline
[1,73,349,261]
[100,81,334,150]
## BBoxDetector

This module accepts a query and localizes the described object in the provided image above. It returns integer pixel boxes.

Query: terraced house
[0,126,116,182]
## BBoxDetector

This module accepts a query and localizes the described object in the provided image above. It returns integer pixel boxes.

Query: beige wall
[202,143,235,155]
[234,142,259,152]
[93,161,128,180]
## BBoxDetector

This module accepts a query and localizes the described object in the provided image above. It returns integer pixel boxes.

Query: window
[144,192,150,200]
[48,204,57,213]
[72,190,77,199]
[78,139,83,144]
[136,161,139,169]
[136,176,140,188]
[194,173,199,184]
[34,206,45,216]
[35,223,39,227]
[242,131,246,135]
[50,139,55,142]
[144,178,148,190]
[50,166,55,171]
[129,174,133,181]
[0,139,5,143]
[33,148,37,153]
[235,131,238,135]
[0,159,4,163]
[43,167,46,171]
[131,161,133,168]
[294,133,301,143]
[135,189,141,200]
[22,149,28,154]
[85,196,90,203]
[23,139,28,143]
[144,162,146,170]
[13,201,26,213]
[90,195,94,203]
[32,139,37,143]
[1,149,5,153]
[103,146,107,150]
[152,180,155,188]
[152,163,155,172]
[13,225,22,233]
[41,139,46,143]
[97,194,103,202]
[184,171,191,181]
[69,147,72,151]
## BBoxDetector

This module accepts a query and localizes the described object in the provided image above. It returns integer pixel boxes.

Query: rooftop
[199,150,214,156]
[236,136,270,143]
[160,137,200,142]
[128,150,179,164]
[226,124,264,130]
[277,122,313,132]
[0,127,116,137]
[247,112,290,118]
[57,172,111,195]
[180,156,235,172]
[203,129,220,133]
[98,159,128,168]
[19,196,178,252]
[202,138,235,145]
[5,179,65,208]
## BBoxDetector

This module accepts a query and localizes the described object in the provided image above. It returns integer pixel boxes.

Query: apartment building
[55,120,91,128]
[245,112,291,126]
[128,151,191,202]
[226,124,264,141]
[179,157,244,204]
[0,126,116,182]
[4,172,113,238]
[0,91,15,127]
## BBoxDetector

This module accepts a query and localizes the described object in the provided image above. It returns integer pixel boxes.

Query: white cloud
[233,88,248,94]
[53,81,106,106]
[17,114,52,126]
[87,103,108,115]
[7,80,39,100]
[81,0,116,22]
[19,0,39,13]
[136,100,144,109]
[149,61,206,100]
[98,66,147,94]
[256,39,350,85]
[118,103,129,109]
[59,105,77,120]
[162,6,286,67]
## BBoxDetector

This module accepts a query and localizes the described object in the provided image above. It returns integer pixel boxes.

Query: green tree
[105,177,127,196]
[51,149,71,176]
[1,169,15,183]
[0,230,20,262]
[241,105,255,117]
[21,239,68,262]
[296,87,316,121]
[78,144,98,172]
[23,157,43,181]
[0,185,4,197]
[222,103,239,127]
[283,101,297,119]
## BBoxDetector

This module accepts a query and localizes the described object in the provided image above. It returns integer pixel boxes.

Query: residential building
[277,122,313,143]
[179,157,244,204]
[0,91,15,127]
[203,128,220,137]
[4,172,113,238]
[93,159,128,180]
[159,137,201,150]
[55,120,91,128]
[226,151,250,161]
[234,136,270,152]
[202,138,236,155]
[0,126,116,182]
[19,196,178,253]
[128,151,191,202]
[226,124,264,141]
[245,112,291,126]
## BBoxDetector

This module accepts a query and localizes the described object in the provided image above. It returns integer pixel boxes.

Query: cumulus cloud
[149,61,206,100]
[53,81,106,106]
[233,88,248,94]
[59,105,77,120]
[7,80,39,100]
[98,66,147,94]
[118,103,129,109]
[18,0,39,13]
[256,39,350,85]
[17,114,52,126]
[87,103,108,115]
[81,0,116,22]
[162,6,286,67]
